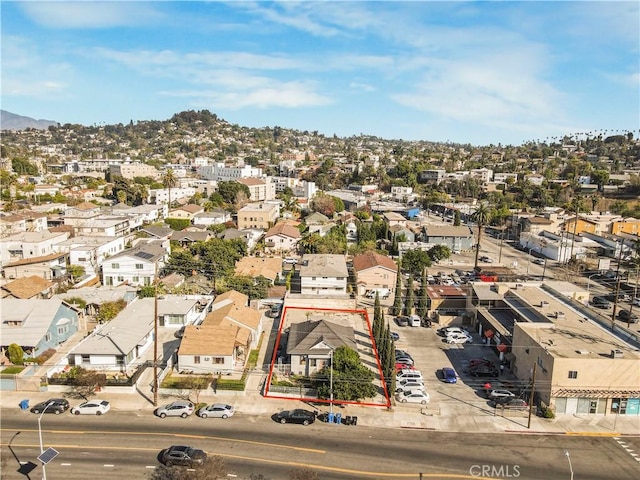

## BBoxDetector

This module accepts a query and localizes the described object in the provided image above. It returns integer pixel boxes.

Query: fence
[268,385,318,397]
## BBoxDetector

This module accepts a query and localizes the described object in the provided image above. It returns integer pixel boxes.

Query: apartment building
[109,162,159,179]
[237,202,280,230]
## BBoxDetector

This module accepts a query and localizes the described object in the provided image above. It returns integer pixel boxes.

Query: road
[1,412,638,480]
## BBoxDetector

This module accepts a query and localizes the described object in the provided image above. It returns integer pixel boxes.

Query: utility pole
[329,349,334,416]
[611,240,625,330]
[153,262,159,407]
[527,362,537,429]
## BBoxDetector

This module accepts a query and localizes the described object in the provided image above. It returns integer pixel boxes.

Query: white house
[193,210,231,227]
[264,222,301,254]
[55,235,125,277]
[101,241,167,287]
[158,295,214,329]
[199,163,263,181]
[0,230,70,268]
[299,254,348,296]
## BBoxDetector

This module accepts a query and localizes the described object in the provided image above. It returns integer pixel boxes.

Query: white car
[439,326,468,336]
[633,298,640,307]
[71,399,110,416]
[396,370,423,382]
[396,389,430,405]
[446,333,472,344]
[198,403,234,419]
[488,389,516,400]
[155,401,195,419]
[395,380,425,393]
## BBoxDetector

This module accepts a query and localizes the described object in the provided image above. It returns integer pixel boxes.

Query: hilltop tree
[472,203,493,271]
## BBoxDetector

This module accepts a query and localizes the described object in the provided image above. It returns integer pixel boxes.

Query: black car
[275,409,316,425]
[491,398,528,410]
[30,398,70,415]
[469,365,499,377]
[591,296,611,309]
[618,309,639,323]
[161,445,207,467]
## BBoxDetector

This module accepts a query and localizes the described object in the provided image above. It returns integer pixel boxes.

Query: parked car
[161,445,207,467]
[71,399,110,416]
[446,333,472,344]
[198,403,234,419]
[395,349,412,359]
[275,409,316,425]
[283,257,298,264]
[618,309,639,324]
[469,365,499,377]
[591,296,611,309]
[441,367,457,383]
[532,258,545,265]
[155,401,195,418]
[397,370,423,382]
[480,256,493,263]
[396,389,430,405]
[493,398,528,410]
[390,332,400,341]
[395,379,425,393]
[468,358,495,368]
[395,362,415,372]
[488,389,516,400]
[632,298,640,307]
[438,326,468,337]
[396,316,410,327]
[30,398,70,415]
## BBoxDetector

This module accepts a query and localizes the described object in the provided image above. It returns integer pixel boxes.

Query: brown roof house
[234,257,283,283]
[177,324,249,375]
[1,276,54,299]
[264,222,301,254]
[352,251,397,297]
[167,204,205,221]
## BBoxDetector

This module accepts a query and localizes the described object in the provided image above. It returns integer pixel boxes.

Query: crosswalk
[613,437,640,462]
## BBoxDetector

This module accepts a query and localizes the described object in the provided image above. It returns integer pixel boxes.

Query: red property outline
[264,305,391,408]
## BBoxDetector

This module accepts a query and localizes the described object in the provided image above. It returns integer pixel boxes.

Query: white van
[409,315,421,327]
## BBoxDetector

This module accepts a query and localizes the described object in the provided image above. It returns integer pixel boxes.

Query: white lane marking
[61,463,72,466]
[103,464,115,467]
[145,466,156,469]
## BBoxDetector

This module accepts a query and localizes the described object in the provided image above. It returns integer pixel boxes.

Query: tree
[416,268,428,318]
[401,249,431,276]
[148,456,228,480]
[7,343,24,365]
[390,263,403,316]
[164,218,191,231]
[453,210,461,226]
[428,244,451,263]
[312,194,337,217]
[403,277,414,316]
[313,346,377,401]
[64,366,107,399]
[162,168,178,207]
[96,299,127,323]
[217,181,250,204]
[68,264,86,283]
[472,203,492,271]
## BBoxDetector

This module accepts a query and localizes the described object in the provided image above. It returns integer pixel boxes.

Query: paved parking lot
[387,317,526,417]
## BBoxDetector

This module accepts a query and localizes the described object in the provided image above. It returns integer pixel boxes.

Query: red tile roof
[352,251,397,272]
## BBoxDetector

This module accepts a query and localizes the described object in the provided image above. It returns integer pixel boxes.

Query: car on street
[488,389,516,400]
[198,403,234,419]
[492,398,528,410]
[469,365,499,377]
[618,309,639,324]
[480,256,494,263]
[397,370,423,382]
[396,389,430,405]
[161,445,207,467]
[468,358,495,368]
[441,367,457,383]
[446,333,472,344]
[633,298,640,307]
[591,296,611,309]
[533,258,545,265]
[30,398,70,415]
[438,326,468,337]
[395,379,425,393]
[155,401,195,418]
[71,399,110,415]
[275,409,316,425]
[390,332,400,341]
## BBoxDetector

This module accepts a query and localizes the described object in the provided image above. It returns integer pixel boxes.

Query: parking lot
[387,317,528,417]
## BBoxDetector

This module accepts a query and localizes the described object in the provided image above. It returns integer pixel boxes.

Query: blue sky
[2,1,638,146]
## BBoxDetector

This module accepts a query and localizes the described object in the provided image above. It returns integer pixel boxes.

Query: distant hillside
[1,110,58,130]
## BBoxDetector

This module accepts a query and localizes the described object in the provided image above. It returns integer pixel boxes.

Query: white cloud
[18,1,163,29]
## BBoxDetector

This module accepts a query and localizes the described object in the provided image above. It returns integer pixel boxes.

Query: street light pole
[38,401,54,480]
[564,450,574,480]
[329,349,334,416]
[586,273,599,304]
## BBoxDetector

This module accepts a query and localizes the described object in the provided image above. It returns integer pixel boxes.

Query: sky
[2,1,639,146]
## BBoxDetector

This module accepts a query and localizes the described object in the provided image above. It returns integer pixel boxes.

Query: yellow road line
[565,432,620,437]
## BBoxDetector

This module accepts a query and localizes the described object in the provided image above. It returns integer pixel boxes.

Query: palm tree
[472,203,493,271]
[162,168,178,208]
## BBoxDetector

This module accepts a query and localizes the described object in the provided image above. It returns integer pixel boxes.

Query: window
[132,276,139,283]
[135,263,144,269]
[81,355,90,363]
[111,263,119,269]
[194,356,201,364]
[57,326,66,335]
[568,370,578,379]
[45,332,52,342]
[214,357,224,364]
[117,276,124,282]
[106,277,113,286]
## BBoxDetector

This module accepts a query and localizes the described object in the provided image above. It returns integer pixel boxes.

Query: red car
[395,362,415,372]
[469,358,495,368]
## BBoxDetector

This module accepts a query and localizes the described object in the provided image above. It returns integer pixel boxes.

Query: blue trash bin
[336,413,342,424]
[19,399,29,410]
[327,412,334,424]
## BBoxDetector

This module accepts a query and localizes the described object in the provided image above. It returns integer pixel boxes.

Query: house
[383,211,407,228]
[234,257,283,283]
[53,286,138,317]
[1,276,54,299]
[0,230,70,268]
[299,254,348,296]
[167,204,204,220]
[201,290,263,349]
[610,218,640,235]
[423,225,475,251]
[3,252,69,281]
[140,225,174,240]
[170,230,214,246]
[390,224,416,242]
[286,319,356,376]
[264,222,301,254]
[237,202,280,230]
[192,209,231,227]
[101,241,167,287]
[158,295,214,329]
[67,298,155,372]
[1,299,80,358]
[352,252,397,297]
[55,235,126,278]
[177,324,250,375]
[237,177,276,201]
[425,284,469,321]
[305,212,330,226]
[0,210,48,237]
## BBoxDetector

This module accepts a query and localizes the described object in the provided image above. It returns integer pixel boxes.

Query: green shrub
[2,366,25,374]
[7,344,24,365]
[217,378,245,391]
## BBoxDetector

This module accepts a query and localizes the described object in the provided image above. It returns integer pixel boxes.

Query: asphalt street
[1,412,639,480]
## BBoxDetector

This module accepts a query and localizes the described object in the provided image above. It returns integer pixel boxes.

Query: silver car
[155,401,194,419]
[198,403,234,419]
